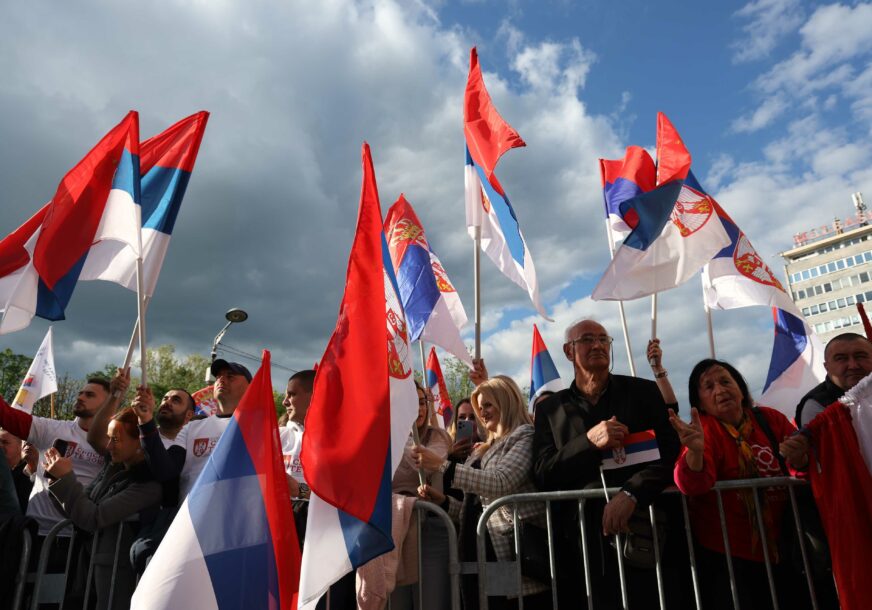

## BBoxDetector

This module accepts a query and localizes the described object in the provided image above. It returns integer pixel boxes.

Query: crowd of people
[0,318,870,609]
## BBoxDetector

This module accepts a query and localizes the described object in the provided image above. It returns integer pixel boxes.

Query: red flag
[301,142,391,522]
[655,111,692,186]
[34,111,139,289]
[0,203,49,278]
[426,347,453,427]
[464,47,525,180]
[807,403,872,610]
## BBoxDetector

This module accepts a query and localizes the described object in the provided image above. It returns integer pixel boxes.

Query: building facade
[782,216,872,343]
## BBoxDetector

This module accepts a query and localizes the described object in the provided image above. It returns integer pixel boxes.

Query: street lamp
[205,308,249,382]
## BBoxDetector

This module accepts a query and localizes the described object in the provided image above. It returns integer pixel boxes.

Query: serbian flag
[11,326,57,414]
[600,146,656,245]
[593,114,730,301]
[385,194,472,367]
[426,347,453,428]
[464,47,550,320]
[601,430,660,470]
[132,350,301,609]
[702,200,797,312]
[759,308,825,419]
[299,143,418,609]
[806,387,872,610]
[0,112,141,334]
[529,324,561,412]
[80,111,209,296]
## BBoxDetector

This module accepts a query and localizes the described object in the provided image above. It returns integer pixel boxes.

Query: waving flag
[702,200,796,312]
[759,308,826,419]
[80,111,209,296]
[593,113,730,301]
[601,146,657,243]
[426,347,453,428]
[385,194,472,366]
[529,324,562,412]
[11,326,57,414]
[601,430,660,470]
[0,112,140,334]
[299,143,418,609]
[464,47,550,320]
[132,350,300,609]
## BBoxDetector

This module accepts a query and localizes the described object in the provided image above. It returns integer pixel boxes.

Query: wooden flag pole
[50,393,56,419]
[604,220,637,376]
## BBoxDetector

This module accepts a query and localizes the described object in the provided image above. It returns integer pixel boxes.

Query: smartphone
[456,419,474,442]
[51,438,69,457]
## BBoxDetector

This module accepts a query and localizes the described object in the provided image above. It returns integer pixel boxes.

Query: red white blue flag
[601,430,660,470]
[593,113,730,301]
[132,350,301,609]
[385,194,471,366]
[426,346,453,428]
[298,143,418,609]
[464,47,550,320]
[760,308,825,420]
[529,324,562,412]
[80,111,209,297]
[0,112,141,333]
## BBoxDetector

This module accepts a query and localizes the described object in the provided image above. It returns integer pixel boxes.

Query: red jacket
[674,407,797,562]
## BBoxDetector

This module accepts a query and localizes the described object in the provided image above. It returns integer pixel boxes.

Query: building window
[847,257,856,268]
[858,293,866,303]
[810,267,819,277]
[837,259,846,270]
[856,254,864,265]
[811,305,820,314]
[814,285,823,295]
[862,272,870,283]
[866,252,872,262]
[848,295,856,305]
[853,315,861,324]
[824,283,832,293]
[837,298,846,307]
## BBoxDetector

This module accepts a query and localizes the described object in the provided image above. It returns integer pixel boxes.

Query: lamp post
[205,308,249,382]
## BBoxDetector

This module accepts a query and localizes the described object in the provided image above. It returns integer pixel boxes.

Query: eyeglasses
[568,335,614,347]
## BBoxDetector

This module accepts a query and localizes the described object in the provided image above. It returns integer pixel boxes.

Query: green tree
[33,373,80,420]
[439,355,474,407]
[0,348,32,402]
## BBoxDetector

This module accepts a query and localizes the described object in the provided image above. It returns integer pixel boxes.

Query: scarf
[719,408,779,560]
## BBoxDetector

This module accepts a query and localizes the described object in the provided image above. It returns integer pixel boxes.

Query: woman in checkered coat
[415,375,551,608]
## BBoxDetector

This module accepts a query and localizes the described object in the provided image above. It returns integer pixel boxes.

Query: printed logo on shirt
[63,442,78,458]
[63,442,104,465]
[193,437,219,458]
[283,454,303,476]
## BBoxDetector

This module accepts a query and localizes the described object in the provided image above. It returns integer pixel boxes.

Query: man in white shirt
[0,377,123,535]
[137,360,251,500]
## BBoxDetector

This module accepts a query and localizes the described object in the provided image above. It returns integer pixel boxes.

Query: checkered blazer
[448,423,548,596]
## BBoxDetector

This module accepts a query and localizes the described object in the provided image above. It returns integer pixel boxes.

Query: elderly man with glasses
[532,319,683,609]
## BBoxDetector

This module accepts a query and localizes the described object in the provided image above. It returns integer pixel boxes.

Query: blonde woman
[414,375,550,609]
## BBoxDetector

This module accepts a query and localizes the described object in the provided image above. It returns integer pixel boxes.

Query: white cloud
[731,94,788,133]
[731,0,804,64]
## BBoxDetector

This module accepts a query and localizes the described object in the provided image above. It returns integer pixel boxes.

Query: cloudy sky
[2,0,871,404]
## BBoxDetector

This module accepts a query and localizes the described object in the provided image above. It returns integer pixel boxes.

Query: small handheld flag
[11,326,57,414]
[426,347,453,428]
[529,324,561,412]
[601,430,660,470]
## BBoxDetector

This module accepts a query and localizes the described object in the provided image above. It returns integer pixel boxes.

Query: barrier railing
[26,518,133,610]
[475,477,819,610]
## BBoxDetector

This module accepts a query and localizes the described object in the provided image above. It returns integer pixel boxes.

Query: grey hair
[564,318,603,343]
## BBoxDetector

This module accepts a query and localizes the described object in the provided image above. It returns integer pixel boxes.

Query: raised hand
[647,339,664,371]
[110,367,131,399]
[586,416,629,449]
[43,447,73,479]
[669,408,705,453]
[470,358,489,387]
[412,445,445,472]
[417,483,446,505]
[132,386,156,425]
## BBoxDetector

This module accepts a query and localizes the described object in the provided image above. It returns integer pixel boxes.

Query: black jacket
[795,377,843,428]
[532,374,680,507]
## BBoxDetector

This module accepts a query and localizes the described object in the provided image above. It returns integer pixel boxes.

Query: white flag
[12,326,57,413]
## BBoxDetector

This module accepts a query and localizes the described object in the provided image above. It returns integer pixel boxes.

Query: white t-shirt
[172,415,231,499]
[27,418,105,535]
[280,421,305,484]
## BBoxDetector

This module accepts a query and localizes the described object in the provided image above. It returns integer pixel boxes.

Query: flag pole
[701,273,716,358]
[50,393,55,419]
[135,260,148,386]
[473,225,482,360]
[604,220,637,376]
[122,296,149,372]
[419,340,427,380]
[651,292,658,340]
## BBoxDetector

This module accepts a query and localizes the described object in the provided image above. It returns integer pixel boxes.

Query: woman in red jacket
[669,359,811,610]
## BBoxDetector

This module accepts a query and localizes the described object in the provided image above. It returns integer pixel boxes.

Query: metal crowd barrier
[26,518,132,610]
[475,477,819,610]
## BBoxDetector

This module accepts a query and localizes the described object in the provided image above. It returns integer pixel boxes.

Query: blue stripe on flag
[620,181,684,251]
[396,243,440,342]
[338,449,394,566]
[604,178,645,219]
[110,148,141,203]
[472,163,526,268]
[141,165,192,234]
[426,368,438,388]
[187,417,279,607]
[763,309,808,393]
[531,351,560,398]
[35,251,88,321]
